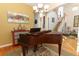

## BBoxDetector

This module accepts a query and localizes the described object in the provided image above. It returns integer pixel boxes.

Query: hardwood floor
[62,36,77,55]
[0,36,78,56]
[0,45,21,56]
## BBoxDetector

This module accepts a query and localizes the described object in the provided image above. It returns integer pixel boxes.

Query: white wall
[47,11,58,30]
[64,3,79,32]
[57,4,79,33]
[34,14,39,28]
[34,14,46,30]
[34,13,42,28]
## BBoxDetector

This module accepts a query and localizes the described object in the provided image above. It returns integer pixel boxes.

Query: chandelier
[33,4,49,17]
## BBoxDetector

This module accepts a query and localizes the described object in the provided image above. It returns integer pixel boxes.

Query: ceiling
[27,3,65,11]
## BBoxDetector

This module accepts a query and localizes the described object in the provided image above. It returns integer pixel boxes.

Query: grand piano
[18,29,63,56]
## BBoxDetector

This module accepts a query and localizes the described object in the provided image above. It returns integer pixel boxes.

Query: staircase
[53,13,65,32]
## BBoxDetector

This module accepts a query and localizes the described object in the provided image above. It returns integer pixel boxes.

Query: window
[74,15,79,27]
[58,6,64,17]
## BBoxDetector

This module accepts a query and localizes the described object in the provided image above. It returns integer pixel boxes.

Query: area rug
[3,44,76,56]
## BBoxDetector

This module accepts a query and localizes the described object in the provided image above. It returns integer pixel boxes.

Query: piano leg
[40,43,43,47]
[33,45,38,52]
[22,46,26,56]
[58,44,62,56]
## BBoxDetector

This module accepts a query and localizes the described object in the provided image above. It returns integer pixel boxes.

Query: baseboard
[0,43,12,48]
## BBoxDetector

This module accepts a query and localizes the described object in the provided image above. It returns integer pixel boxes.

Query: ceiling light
[33,4,49,14]
[38,3,43,8]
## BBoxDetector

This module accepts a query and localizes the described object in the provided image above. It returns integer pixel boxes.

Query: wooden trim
[0,43,12,48]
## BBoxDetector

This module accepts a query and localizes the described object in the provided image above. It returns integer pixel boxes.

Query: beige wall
[0,3,34,46]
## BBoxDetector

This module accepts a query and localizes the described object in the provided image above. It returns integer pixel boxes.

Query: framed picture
[8,11,29,23]
[74,15,79,27]
[35,19,37,24]
[52,17,55,22]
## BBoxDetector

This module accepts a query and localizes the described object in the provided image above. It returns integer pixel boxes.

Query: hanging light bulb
[33,5,37,10]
